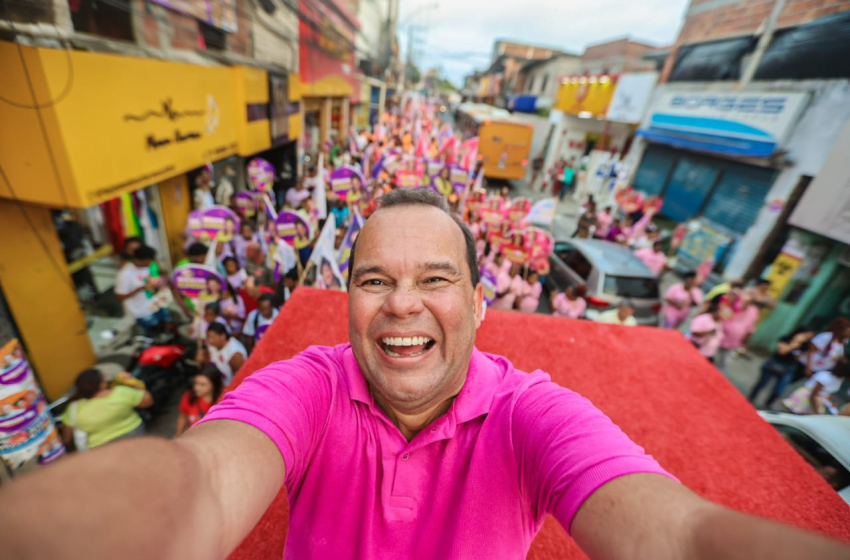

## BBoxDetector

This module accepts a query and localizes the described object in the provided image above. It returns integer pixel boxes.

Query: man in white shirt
[114,245,171,336]
[242,294,279,354]
[595,301,638,327]
[285,182,311,209]
[205,322,246,386]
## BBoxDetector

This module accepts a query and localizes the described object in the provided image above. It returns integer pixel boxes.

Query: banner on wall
[0,340,66,472]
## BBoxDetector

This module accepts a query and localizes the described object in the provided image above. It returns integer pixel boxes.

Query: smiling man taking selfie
[1,189,848,560]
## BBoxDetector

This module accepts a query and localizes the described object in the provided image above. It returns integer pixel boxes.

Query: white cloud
[398,0,689,84]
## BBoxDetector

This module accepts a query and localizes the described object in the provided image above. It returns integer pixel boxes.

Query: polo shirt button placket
[401,453,410,461]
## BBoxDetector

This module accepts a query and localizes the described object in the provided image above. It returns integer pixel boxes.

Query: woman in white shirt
[205,322,247,386]
[804,318,849,375]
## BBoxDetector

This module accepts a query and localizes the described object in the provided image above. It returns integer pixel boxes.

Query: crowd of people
[61,101,850,451]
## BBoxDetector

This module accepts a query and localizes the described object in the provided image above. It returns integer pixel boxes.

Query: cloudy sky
[397,0,691,84]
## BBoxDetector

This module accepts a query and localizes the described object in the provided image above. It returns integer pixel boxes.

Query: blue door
[661,158,719,222]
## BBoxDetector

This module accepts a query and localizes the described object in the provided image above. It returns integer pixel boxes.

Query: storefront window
[53,186,169,354]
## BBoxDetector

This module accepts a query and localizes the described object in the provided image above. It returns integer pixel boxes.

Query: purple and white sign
[450,165,471,195]
[330,166,367,201]
[247,158,276,192]
[187,206,240,242]
[233,191,256,218]
[171,265,226,299]
[480,268,497,305]
[274,211,312,248]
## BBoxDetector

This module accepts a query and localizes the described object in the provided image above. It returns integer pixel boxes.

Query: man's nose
[382,285,425,318]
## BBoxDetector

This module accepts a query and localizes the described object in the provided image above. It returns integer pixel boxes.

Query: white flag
[526,198,557,225]
[311,217,345,291]
[313,153,327,219]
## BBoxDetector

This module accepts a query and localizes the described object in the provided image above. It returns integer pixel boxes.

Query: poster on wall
[0,339,66,472]
[150,0,237,33]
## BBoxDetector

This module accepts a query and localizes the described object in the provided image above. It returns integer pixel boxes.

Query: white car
[758,411,850,504]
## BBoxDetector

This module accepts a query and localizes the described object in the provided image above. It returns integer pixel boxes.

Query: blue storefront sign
[638,90,808,158]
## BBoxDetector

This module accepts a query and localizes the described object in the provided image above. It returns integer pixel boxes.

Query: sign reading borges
[26,48,240,207]
[639,90,808,158]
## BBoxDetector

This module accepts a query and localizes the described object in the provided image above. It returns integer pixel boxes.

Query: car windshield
[602,275,659,299]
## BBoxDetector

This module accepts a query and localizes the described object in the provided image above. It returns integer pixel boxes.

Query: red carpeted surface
[227,288,850,560]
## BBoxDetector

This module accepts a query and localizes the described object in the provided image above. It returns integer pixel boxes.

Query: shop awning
[506,94,538,113]
[637,113,779,158]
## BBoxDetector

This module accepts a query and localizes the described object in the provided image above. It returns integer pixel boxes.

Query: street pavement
[501,177,770,404]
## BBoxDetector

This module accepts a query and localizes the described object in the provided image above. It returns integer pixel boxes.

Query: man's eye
[425,277,447,284]
[361,279,384,287]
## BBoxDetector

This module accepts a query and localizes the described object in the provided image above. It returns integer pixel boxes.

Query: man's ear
[473,283,485,329]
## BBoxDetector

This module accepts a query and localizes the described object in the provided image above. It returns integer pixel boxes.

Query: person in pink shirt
[551,284,588,319]
[517,271,543,313]
[715,296,761,370]
[662,272,703,329]
[594,206,615,239]
[5,189,849,560]
[688,304,724,362]
[634,241,668,276]
[490,262,521,311]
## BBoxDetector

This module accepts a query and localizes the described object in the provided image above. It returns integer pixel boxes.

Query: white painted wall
[253,5,299,72]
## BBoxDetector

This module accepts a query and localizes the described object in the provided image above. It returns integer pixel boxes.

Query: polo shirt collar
[341,345,501,425]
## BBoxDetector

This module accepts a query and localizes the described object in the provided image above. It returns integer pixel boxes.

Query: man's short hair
[187,242,209,257]
[133,245,156,261]
[347,188,480,288]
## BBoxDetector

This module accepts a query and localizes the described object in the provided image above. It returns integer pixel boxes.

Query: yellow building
[0,41,301,400]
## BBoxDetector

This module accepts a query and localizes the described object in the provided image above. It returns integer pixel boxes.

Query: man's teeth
[381,336,433,347]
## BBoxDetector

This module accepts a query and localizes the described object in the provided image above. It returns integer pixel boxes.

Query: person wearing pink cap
[688,304,724,362]
[517,271,543,313]
[662,272,703,329]
[4,188,850,559]
[716,295,761,370]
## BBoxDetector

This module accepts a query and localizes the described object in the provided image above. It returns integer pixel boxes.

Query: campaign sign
[330,166,367,201]
[171,265,225,299]
[480,207,505,228]
[187,206,240,242]
[233,191,256,218]
[396,170,422,189]
[480,268,497,305]
[501,243,532,264]
[508,197,533,223]
[466,191,487,213]
[450,165,470,195]
[427,159,444,178]
[529,227,555,260]
[247,158,275,192]
[0,340,65,471]
[275,211,312,247]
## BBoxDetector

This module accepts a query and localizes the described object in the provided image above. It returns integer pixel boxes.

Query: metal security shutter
[702,166,775,234]
[660,157,720,223]
[633,145,677,197]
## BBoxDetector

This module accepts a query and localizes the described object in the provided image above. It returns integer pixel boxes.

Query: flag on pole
[313,153,327,220]
[337,208,365,277]
[460,137,479,171]
[311,217,345,290]
[526,198,558,226]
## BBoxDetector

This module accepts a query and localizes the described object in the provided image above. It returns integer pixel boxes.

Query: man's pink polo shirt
[200,344,674,559]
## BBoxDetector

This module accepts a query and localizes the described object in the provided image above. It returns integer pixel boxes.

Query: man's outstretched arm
[0,420,284,560]
[571,473,850,560]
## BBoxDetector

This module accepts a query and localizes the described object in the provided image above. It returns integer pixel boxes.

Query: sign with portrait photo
[171,265,225,300]
[330,166,367,201]
[274,211,312,249]
[247,158,276,192]
[187,206,240,242]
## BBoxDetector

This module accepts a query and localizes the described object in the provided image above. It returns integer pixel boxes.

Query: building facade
[625,0,850,347]
[0,0,305,400]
